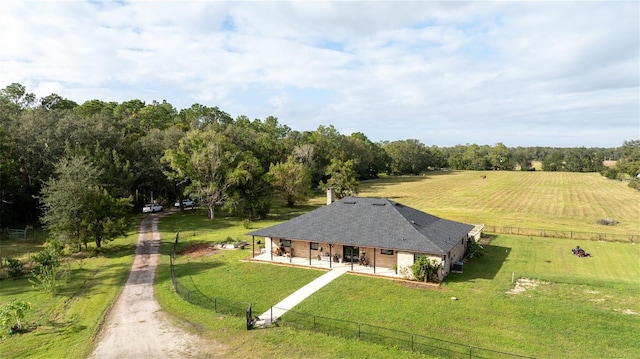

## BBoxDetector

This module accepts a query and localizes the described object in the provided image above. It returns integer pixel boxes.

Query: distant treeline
[1,83,638,228]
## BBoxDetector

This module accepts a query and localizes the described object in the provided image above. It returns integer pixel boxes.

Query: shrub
[466,239,485,258]
[29,263,70,294]
[6,258,24,278]
[31,247,61,271]
[0,299,32,334]
[411,256,441,283]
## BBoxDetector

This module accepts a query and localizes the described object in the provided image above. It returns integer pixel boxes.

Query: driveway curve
[90,213,222,359]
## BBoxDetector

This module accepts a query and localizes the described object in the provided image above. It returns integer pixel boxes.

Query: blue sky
[1,1,638,147]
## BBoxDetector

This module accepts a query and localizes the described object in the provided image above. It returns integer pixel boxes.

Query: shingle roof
[247,197,474,255]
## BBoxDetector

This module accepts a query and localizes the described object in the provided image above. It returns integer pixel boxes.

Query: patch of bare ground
[478,234,495,246]
[507,278,548,294]
[178,243,219,258]
[619,309,638,315]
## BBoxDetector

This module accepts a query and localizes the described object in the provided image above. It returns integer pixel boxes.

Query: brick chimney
[326,187,335,205]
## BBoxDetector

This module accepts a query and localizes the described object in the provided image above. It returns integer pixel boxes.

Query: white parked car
[142,203,163,213]
[174,199,195,208]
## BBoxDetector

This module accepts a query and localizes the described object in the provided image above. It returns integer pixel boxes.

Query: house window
[310,242,319,250]
[281,239,291,247]
[380,249,394,255]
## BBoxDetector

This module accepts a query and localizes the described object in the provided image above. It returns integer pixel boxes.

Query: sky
[1,1,638,148]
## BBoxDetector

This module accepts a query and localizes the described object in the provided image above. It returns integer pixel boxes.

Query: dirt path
[90,214,222,359]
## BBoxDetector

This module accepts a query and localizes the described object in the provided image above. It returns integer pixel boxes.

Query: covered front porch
[250,250,402,279]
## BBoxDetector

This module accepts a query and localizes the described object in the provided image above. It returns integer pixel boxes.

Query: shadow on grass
[32,319,88,337]
[445,243,511,282]
[171,260,224,280]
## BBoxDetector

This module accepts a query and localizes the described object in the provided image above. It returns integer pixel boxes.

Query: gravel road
[89,214,222,359]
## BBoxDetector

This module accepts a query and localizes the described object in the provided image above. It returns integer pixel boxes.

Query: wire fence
[169,233,252,318]
[483,225,637,243]
[1,227,48,242]
[168,232,534,359]
[275,307,534,359]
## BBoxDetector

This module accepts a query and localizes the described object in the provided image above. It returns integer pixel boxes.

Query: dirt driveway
[90,213,222,358]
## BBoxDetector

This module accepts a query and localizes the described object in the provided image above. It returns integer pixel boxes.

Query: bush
[411,256,441,283]
[6,258,24,278]
[30,247,61,271]
[29,263,70,294]
[0,299,32,334]
[466,240,484,258]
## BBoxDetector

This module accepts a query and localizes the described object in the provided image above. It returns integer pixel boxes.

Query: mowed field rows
[358,171,639,237]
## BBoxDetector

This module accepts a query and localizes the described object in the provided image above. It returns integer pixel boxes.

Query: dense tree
[1,82,630,233]
[542,151,564,171]
[0,83,35,121]
[343,132,389,180]
[382,139,431,175]
[462,144,490,170]
[81,187,133,248]
[163,129,252,220]
[489,143,515,170]
[40,155,132,249]
[176,103,234,130]
[320,159,359,199]
[134,127,184,206]
[39,93,77,111]
[512,147,533,171]
[268,156,312,207]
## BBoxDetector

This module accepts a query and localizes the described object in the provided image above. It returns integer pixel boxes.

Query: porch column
[350,247,354,271]
[309,242,312,265]
[373,249,376,273]
[329,244,332,268]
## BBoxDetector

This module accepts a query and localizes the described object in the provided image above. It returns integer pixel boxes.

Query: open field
[357,171,639,237]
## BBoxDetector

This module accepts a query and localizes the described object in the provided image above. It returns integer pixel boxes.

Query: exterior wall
[265,237,273,254]
[443,237,467,276]
[370,248,397,268]
[397,251,415,278]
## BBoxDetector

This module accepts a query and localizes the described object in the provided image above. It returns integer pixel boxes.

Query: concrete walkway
[256,266,349,327]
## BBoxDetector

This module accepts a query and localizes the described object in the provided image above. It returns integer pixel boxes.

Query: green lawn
[154,171,639,358]
[157,223,640,358]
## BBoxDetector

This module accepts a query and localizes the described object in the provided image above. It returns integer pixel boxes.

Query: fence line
[1,227,47,242]
[169,232,253,318]
[168,232,533,359]
[482,225,637,243]
[275,306,534,359]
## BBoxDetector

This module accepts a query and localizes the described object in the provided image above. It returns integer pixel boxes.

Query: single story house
[247,190,474,281]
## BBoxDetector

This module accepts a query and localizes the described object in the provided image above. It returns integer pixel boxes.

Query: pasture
[358,171,639,237]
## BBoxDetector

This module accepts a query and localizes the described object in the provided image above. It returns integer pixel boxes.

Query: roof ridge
[387,201,449,253]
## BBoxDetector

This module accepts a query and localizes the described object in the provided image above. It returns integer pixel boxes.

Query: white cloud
[0,1,637,147]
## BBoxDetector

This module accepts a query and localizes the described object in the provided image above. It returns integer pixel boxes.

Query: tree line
[1,83,637,248]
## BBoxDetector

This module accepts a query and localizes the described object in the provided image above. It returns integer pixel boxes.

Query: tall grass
[0,231,139,358]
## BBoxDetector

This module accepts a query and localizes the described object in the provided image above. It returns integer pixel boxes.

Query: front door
[343,246,359,262]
